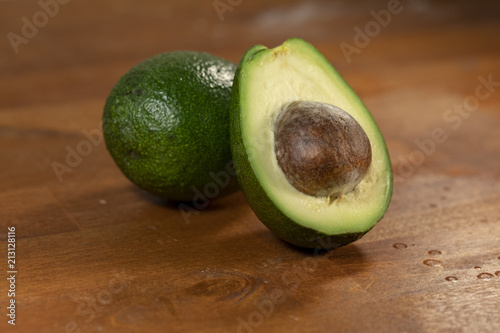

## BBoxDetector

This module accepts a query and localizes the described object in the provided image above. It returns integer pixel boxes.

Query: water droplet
[474,266,481,270]
[428,250,442,255]
[495,271,500,277]
[477,273,494,280]
[445,276,458,282]
[423,259,441,267]
[393,243,407,249]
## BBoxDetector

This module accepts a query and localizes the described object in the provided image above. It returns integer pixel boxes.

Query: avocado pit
[274,101,371,198]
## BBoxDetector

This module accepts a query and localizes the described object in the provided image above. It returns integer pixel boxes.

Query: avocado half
[229,38,393,249]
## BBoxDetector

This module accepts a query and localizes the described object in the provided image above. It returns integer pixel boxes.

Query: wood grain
[1,0,500,332]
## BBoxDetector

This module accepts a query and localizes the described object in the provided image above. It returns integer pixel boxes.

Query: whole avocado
[103,51,238,201]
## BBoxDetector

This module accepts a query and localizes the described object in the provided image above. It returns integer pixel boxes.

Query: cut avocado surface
[230,38,393,248]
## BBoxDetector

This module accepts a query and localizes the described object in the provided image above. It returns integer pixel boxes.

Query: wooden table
[1,0,499,332]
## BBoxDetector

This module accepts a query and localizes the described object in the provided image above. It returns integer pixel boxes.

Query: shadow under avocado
[133,183,245,212]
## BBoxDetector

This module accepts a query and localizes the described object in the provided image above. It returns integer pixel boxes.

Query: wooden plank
[1,0,500,332]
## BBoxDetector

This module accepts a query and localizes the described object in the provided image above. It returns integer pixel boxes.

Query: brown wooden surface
[1,1,500,332]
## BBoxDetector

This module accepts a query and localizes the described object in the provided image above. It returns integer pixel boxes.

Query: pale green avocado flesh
[230,38,393,249]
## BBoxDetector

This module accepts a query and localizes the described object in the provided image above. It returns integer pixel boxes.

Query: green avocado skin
[103,51,238,201]
[229,39,391,249]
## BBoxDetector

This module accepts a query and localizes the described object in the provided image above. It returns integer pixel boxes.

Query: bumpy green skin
[230,39,392,249]
[103,51,238,201]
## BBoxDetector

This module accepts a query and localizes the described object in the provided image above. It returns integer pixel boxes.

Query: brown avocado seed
[274,101,371,198]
